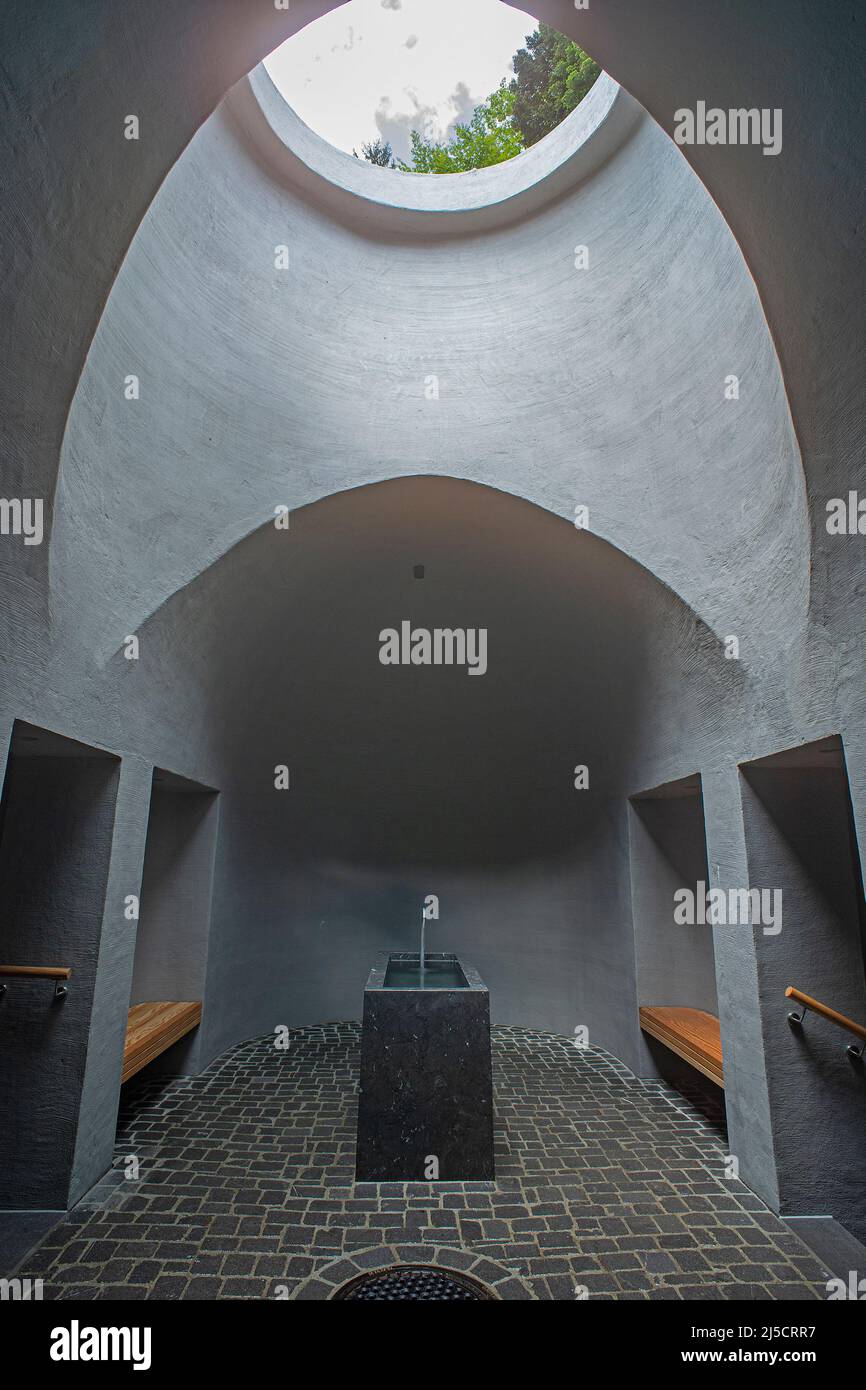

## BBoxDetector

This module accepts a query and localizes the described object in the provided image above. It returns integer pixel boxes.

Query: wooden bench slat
[122,1002,202,1083]
[646,1028,723,1084]
[639,1006,724,1088]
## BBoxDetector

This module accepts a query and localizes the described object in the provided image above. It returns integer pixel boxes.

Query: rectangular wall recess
[628,773,722,1106]
[740,734,866,1239]
[125,767,219,1081]
[0,721,120,1208]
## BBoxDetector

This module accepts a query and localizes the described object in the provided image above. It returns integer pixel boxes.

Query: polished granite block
[355,953,495,1182]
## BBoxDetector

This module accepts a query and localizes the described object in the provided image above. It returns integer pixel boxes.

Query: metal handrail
[786,986,866,1059]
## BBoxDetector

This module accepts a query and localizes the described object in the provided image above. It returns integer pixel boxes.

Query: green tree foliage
[354,138,397,168]
[509,24,600,147]
[397,83,523,174]
[358,27,599,174]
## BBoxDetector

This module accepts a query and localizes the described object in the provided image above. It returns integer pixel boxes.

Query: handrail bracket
[785,986,866,1062]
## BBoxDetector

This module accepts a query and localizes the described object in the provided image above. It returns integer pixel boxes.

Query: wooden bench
[639,1006,724,1088]
[122,1002,202,1083]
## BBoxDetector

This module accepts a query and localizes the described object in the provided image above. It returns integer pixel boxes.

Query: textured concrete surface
[243,64,641,230]
[52,81,807,659]
[68,757,154,1207]
[0,1211,63,1280]
[786,1217,866,1286]
[0,0,863,1243]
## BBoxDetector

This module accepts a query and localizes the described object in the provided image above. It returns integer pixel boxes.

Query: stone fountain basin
[355,952,494,1182]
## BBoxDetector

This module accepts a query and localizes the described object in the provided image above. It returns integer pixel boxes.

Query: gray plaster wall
[68,756,153,1206]
[0,0,863,1232]
[0,0,345,645]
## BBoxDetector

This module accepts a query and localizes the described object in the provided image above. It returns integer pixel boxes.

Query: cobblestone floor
[20,1024,831,1300]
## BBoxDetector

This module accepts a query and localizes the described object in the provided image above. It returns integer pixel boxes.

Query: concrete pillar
[701,765,780,1211]
[842,722,866,879]
[69,756,153,1205]
[0,715,12,777]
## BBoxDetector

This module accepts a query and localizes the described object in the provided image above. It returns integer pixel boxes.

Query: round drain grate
[333,1263,494,1301]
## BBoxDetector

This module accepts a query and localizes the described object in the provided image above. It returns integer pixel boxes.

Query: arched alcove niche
[113,477,744,1063]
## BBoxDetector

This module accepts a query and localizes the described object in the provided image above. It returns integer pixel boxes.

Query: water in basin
[384,956,468,989]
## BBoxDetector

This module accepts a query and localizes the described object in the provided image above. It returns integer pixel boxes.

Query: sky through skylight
[264,0,538,165]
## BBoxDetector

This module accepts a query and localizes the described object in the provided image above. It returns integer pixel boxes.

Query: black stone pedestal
[355,953,494,1181]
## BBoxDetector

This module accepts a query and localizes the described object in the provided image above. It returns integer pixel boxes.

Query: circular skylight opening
[264,0,600,174]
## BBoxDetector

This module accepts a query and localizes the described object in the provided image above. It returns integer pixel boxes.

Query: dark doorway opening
[0,721,119,1208]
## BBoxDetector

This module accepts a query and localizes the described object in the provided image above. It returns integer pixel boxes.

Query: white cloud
[264,0,535,158]
[374,80,479,162]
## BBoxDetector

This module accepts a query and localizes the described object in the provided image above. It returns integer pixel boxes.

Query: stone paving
[18,1024,831,1299]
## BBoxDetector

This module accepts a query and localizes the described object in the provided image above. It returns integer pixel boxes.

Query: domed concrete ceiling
[51,50,807,664]
[3,0,862,655]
